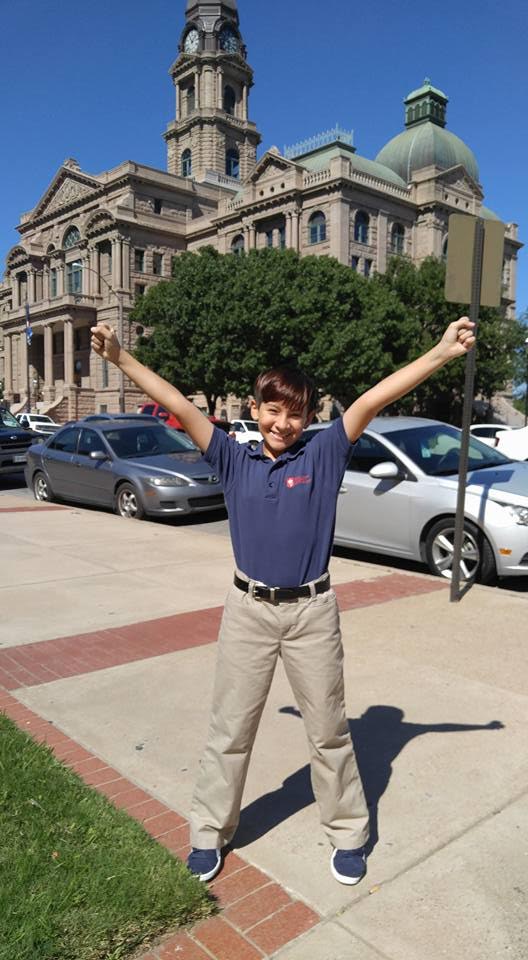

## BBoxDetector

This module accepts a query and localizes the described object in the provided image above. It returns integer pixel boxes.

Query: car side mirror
[89,450,108,461]
[369,461,401,480]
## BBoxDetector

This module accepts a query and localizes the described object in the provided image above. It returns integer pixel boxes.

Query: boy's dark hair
[254,366,318,414]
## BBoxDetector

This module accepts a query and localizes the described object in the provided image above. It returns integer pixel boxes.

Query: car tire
[424,518,496,585]
[32,471,55,503]
[114,482,146,520]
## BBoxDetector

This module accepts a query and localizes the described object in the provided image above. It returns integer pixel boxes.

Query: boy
[91,316,475,885]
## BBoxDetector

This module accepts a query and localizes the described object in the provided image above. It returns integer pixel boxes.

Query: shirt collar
[247,440,306,463]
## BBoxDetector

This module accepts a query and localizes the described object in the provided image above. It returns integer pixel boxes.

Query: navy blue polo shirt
[204,419,354,587]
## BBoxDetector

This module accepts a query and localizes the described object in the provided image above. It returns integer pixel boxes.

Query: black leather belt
[234,573,330,603]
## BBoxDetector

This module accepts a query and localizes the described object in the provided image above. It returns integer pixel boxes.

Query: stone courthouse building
[0,0,521,420]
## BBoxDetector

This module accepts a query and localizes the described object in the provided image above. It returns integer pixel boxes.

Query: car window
[104,425,197,458]
[78,429,108,458]
[386,424,511,476]
[49,427,80,453]
[1,409,20,428]
[347,434,398,473]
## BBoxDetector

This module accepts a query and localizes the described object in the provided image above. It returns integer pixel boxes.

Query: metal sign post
[445,215,505,602]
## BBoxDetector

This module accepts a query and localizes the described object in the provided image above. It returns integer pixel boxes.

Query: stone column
[63,319,74,385]
[285,212,292,248]
[44,324,54,390]
[291,209,300,253]
[122,239,131,291]
[175,83,180,121]
[217,68,223,109]
[111,237,120,291]
[3,334,12,395]
[377,211,388,273]
[19,330,28,400]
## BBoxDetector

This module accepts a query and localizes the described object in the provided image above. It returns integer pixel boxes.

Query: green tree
[375,257,526,424]
[132,248,524,424]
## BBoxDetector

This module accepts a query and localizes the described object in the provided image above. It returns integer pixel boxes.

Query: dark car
[0,406,43,475]
[25,420,225,519]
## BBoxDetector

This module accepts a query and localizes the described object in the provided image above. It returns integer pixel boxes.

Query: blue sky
[1,0,526,316]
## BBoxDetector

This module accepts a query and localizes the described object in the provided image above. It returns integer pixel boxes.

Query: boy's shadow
[233,705,503,852]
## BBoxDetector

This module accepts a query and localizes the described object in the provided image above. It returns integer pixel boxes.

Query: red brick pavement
[0,573,445,691]
[0,688,319,959]
[0,572,447,958]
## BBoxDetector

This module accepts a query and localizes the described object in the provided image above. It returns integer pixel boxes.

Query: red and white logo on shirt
[286,475,311,489]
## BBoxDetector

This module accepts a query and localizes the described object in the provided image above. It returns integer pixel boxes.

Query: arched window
[63,226,81,249]
[226,148,240,179]
[354,211,370,244]
[187,85,195,115]
[309,211,327,244]
[231,234,244,256]
[224,85,236,115]
[181,149,192,178]
[391,223,405,255]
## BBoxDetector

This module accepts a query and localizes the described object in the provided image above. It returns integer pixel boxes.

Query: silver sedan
[25,420,224,520]
[305,417,528,583]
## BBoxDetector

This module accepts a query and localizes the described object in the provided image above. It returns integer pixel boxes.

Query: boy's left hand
[439,317,476,360]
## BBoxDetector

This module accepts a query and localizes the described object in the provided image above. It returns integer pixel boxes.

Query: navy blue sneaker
[187,847,222,882]
[330,848,366,886]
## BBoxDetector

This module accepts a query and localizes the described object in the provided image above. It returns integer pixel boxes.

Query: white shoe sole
[198,852,222,882]
[330,850,366,886]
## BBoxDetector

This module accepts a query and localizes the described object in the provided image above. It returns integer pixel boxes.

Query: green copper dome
[375,80,479,184]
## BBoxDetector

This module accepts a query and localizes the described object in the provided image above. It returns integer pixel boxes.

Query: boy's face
[251,399,315,460]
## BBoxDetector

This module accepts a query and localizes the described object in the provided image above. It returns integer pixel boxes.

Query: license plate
[14,455,26,463]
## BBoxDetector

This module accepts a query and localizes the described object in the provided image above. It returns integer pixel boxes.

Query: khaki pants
[190,578,370,851]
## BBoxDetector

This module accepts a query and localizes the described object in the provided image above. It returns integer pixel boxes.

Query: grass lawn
[0,713,215,960]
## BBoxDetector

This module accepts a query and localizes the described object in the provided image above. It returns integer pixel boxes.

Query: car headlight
[146,475,192,488]
[498,502,528,526]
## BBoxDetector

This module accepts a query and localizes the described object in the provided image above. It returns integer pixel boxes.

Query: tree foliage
[132,247,525,423]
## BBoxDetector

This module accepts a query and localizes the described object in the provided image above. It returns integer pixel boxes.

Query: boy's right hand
[91,323,122,365]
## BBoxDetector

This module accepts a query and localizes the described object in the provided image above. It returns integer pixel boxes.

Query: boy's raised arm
[90,323,214,452]
[342,317,476,443]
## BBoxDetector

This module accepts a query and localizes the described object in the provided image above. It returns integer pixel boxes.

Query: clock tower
[164,1,261,184]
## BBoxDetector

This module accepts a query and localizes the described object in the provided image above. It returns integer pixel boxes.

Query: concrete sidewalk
[1,497,527,959]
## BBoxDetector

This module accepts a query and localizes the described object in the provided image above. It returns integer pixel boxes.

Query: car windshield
[1,409,20,428]
[104,425,198,459]
[385,424,512,476]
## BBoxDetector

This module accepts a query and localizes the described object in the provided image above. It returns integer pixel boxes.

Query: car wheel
[424,518,496,584]
[114,483,145,520]
[33,471,55,503]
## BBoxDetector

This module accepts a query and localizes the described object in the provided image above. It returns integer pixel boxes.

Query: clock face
[219,27,239,53]
[184,28,200,53]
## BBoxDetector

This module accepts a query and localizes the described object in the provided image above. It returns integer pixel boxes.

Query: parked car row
[4,404,527,586]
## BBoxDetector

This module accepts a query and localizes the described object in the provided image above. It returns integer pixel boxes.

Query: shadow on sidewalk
[233,705,503,851]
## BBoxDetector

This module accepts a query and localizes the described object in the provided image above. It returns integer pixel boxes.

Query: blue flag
[25,302,33,346]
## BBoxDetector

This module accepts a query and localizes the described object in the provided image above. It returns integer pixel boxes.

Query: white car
[494,425,528,461]
[304,418,528,583]
[229,419,262,449]
[469,423,518,448]
[16,413,60,435]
